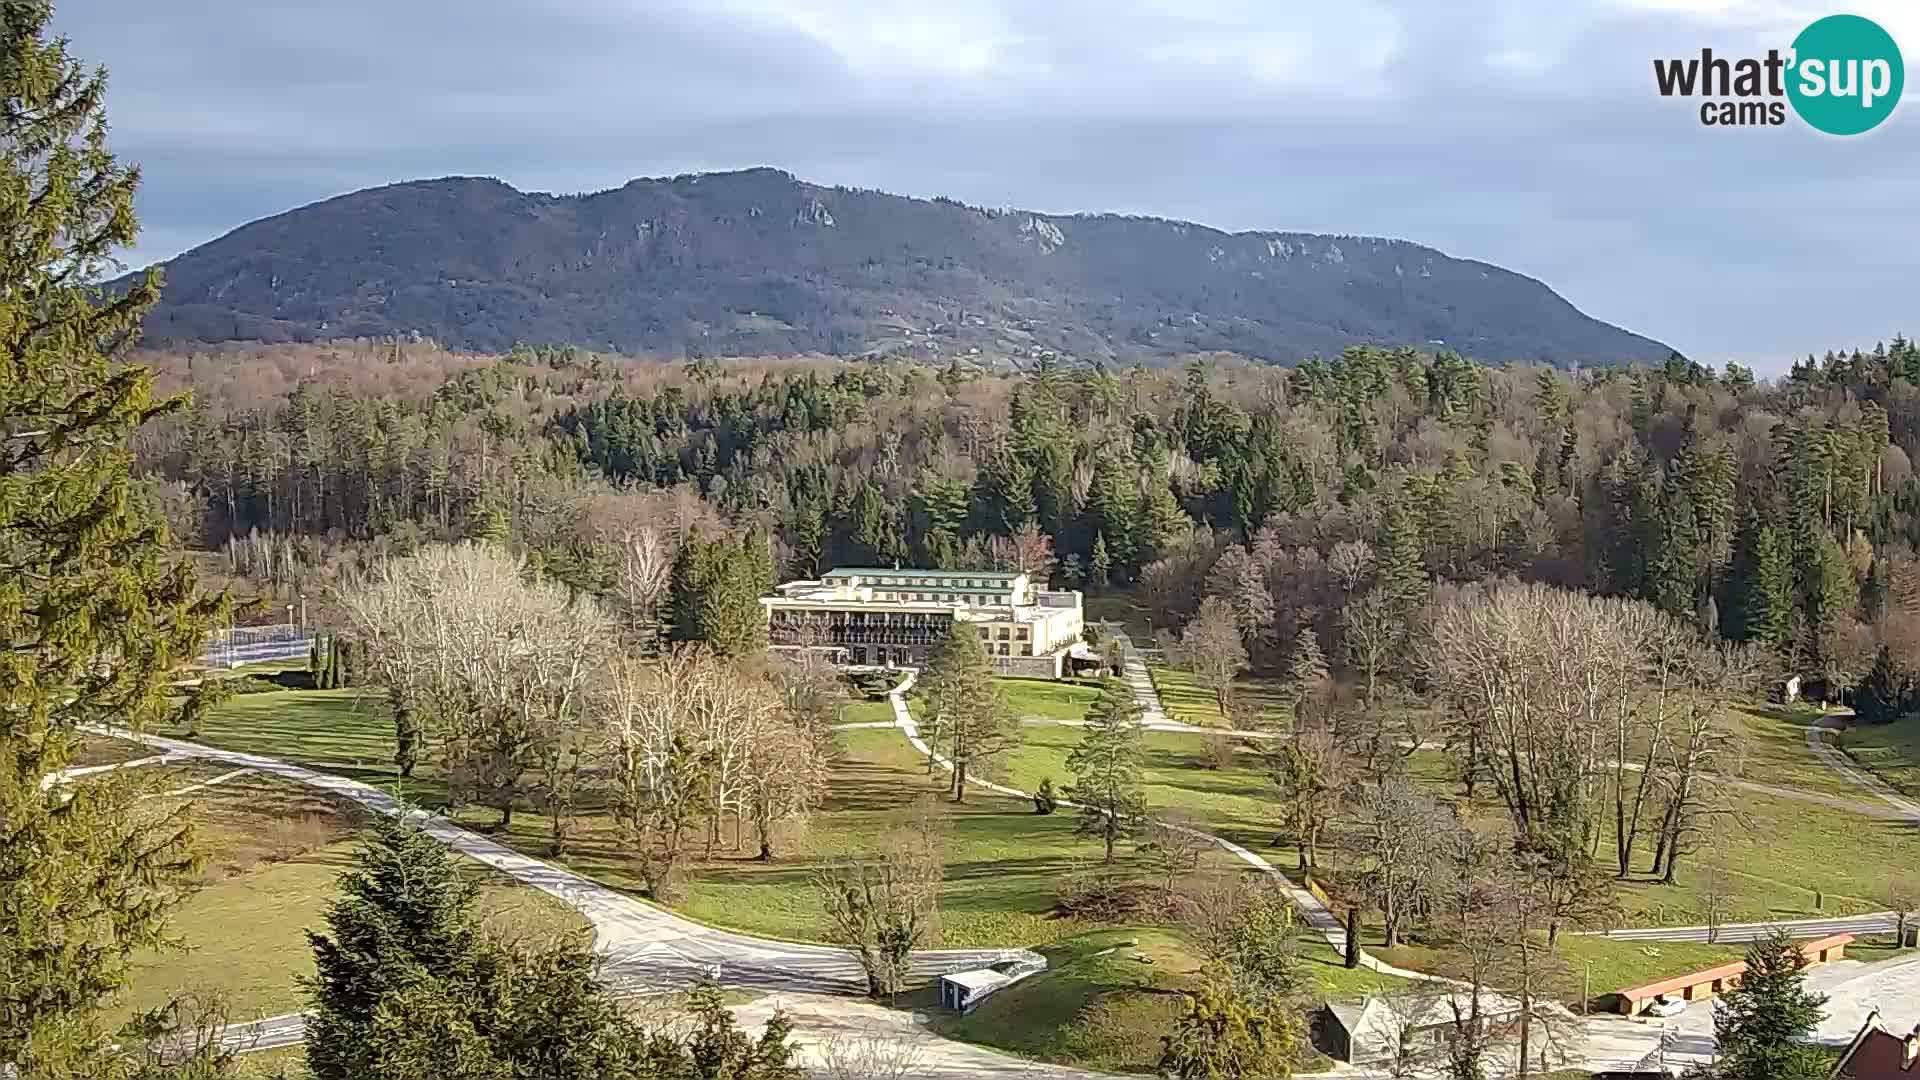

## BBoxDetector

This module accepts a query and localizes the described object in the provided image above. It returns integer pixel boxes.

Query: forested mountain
[138,338,1920,701]
[129,168,1669,367]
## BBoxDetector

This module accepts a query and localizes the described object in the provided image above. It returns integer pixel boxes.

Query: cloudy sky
[57,0,1918,372]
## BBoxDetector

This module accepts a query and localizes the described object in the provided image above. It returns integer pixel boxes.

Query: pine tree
[1286,627,1330,724]
[1090,533,1112,591]
[1803,529,1855,647]
[1374,500,1427,609]
[1708,932,1830,1080]
[1729,516,1793,646]
[1157,979,1299,1080]
[1065,679,1148,863]
[306,817,682,1080]
[667,532,772,656]
[1,6,225,1069]
[465,501,509,547]
[1856,645,1906,725]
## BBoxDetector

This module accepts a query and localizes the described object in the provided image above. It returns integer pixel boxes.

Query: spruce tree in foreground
[308,815,813,1080]
[0,2,225,1073]
[1695,931,1829,1080]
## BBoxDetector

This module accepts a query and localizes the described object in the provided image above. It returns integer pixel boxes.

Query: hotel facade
[761,567,1086,678]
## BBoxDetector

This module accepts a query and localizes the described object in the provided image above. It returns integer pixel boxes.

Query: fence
[202,623,316,670]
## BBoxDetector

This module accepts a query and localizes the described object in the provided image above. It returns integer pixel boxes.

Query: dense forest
[134,337,1920,697]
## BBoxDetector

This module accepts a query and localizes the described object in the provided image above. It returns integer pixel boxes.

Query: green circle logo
[1787,14,1903,135]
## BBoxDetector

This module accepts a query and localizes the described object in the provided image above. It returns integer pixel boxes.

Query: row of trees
[339,542,837,896]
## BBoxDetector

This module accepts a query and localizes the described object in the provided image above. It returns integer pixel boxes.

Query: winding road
[72,636,1920,1075]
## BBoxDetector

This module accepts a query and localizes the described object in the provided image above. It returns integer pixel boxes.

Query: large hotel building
[761,567,1086,678]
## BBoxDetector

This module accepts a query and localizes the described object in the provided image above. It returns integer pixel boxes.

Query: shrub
[1034,777,1059,815]
[1056,870,1161,923]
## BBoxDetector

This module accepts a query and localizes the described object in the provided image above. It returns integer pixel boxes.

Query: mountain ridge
[129,166,1671,366]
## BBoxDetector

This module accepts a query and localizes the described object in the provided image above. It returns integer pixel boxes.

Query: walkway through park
[66,632,1920,1074]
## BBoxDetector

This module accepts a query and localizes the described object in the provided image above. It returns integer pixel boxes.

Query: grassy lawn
[170,688,446,805]
[1000,677,1103,721]
[1372,934,1745,1011]
[113,769,586,1025]
[1831,712,1920,797]
[1605,786,1920,925]
[1722,706,1860,796]
[1147,664,1293,729]
[999,717,1920,928]
[931,927,1353,1074]
[836,697,896,725]
[932,928,1202,1073]
[1083,594,1154,640]
[445,727,1235,949]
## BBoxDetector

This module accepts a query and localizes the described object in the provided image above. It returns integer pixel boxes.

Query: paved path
[93,724,1040,1001]
[903,633,1433,985]
[1805,712,1920,820]
[1595,711,1920,945]
[1588,912,1900,944]
[38,753,185,790]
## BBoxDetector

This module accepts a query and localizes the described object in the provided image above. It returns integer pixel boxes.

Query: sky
[56,0,1920,373]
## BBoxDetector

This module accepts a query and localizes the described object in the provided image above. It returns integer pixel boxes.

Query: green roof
[863,585,1014,596]
[823,568,1022,581]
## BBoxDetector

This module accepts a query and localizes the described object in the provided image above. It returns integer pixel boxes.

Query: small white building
[1326,991,1525,1065]
[939,969,1011,1012]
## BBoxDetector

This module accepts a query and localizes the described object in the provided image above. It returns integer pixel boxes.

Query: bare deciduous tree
[1173,596,1249,716]
[1886,875,1920,945]
[1699,864,1735,943]
[814,1031,929,1080]
[612,525,675,651]
[1353,775,1449,948]
[813,804,944,1001]
[1269,725,1345,871]
[341,543,611,827]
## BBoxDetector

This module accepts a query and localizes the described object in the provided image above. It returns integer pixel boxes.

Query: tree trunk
[1102,828,1115,865]
[499,802,513,829]
[757,833,773,861]
[1384,891,1400,949]
[954,760,968,804]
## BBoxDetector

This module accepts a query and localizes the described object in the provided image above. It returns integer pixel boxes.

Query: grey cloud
[56,0,1920,371]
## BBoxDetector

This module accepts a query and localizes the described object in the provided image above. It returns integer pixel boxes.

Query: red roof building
[1834,1010,1920,1079]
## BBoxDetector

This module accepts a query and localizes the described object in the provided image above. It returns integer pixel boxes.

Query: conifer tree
[667,532,772,656]
[306,816,716,1080]
[1856,645,1906,725]
[1707,932,1830,1080]
[1090,532,1112,591]
[1729,515,1793,646]
[1065,679,1148,863]
[919,622,1018,803]
[465,501,509,547]
[1374,500,1427,610]
[1,5,224,1070]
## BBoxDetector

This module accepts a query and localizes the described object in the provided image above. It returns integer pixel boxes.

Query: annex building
[761,567,1086,678]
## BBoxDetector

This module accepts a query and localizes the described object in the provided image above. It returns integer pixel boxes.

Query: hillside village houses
[760,567,1087,678]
